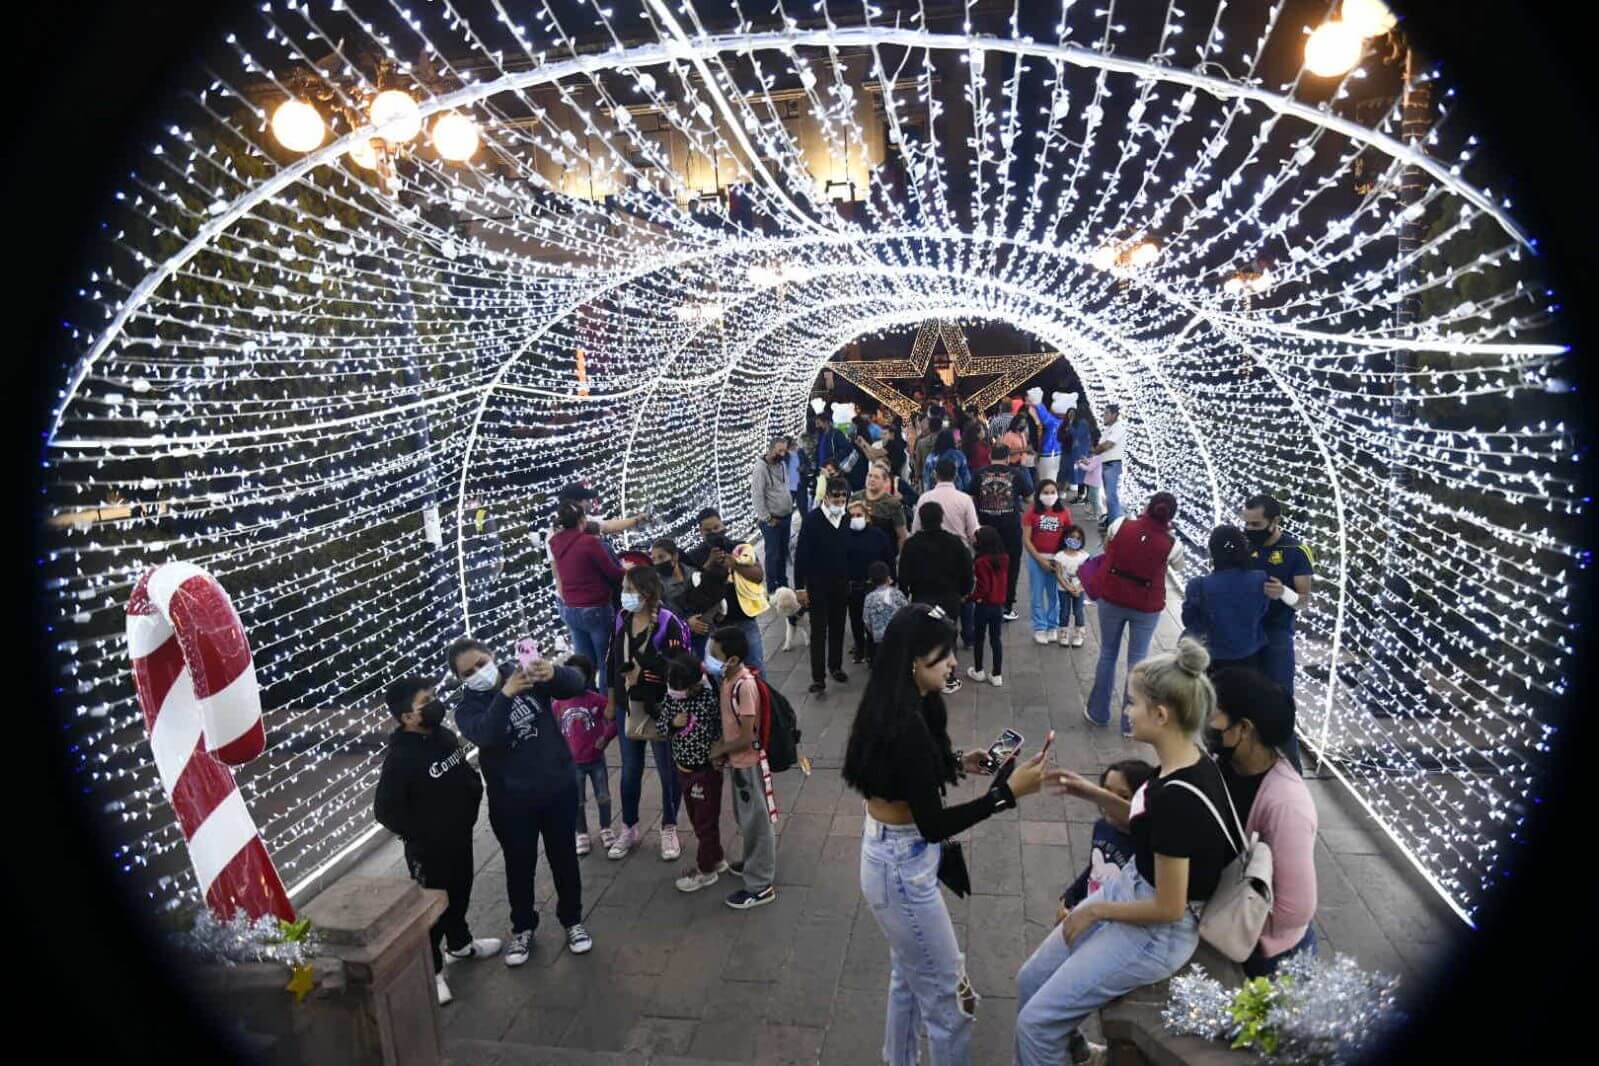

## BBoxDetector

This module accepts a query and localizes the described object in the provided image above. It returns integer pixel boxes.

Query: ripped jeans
[861,814,975,1066]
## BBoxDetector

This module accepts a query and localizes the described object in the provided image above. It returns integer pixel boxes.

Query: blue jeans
[960,600,977,648]
[1102,460,1124,524]
[560,603,615,692]
[1015,866,1199,1065]
[618,732,680,829]
[1058,591,1086,628]
[860,815,974,1066]
[1244,923,1317,979]
[1027,554,1061,634]
[573,759,611,834]
[762,516,792,593]
[1087,601,1161,728]
[1262,625,1305,771]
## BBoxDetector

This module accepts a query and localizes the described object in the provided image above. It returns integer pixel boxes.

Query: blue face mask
[703,650,725,676]
[621,591,643,613]
[1064,537,1084,550]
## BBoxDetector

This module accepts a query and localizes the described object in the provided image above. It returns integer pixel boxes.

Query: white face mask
[825,504,846,520]
[620,591,643,613]
[465,661,500,692]
[849,516,867,532]
[1039,493,1059,507]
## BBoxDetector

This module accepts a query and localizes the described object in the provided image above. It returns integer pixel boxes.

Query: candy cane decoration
[127,562,294,922]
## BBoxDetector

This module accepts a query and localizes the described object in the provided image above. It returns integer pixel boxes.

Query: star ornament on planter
[828,320,1060,419]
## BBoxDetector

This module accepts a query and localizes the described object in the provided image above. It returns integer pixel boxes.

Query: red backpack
[1102,517,1174,613]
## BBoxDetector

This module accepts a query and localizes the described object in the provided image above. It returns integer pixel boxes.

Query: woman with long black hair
[843,604,1049,1065]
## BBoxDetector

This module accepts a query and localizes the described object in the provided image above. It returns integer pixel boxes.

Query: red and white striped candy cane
[126,562,294,922]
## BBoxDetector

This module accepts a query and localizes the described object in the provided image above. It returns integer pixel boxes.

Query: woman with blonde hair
[1014,639,1240,1066]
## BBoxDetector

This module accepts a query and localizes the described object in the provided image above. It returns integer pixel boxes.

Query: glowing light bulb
[1129,241,1160,268]
[270,99,324,153]
[431,112,480,162]
[1305,22,1364,78]
[370,90,421,144]
[1224,276,1245,295]
[1342,0,1397,38]
[1090,245,1118,271]
[347,137,379,170]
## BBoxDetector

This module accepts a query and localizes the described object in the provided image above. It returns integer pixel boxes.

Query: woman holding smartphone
[1014,639,1234,1066]
[842,604,1049,1066]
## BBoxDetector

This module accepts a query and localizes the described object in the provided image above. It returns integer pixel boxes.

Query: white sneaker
[443,937,503,965]
[1071,628,1085,647]
[942,676,962,694]
[660,824,681,862]
[504,929,533,967]
[436,973,453,1006]
[675,865,720,893]
[607,825,637,859]
[600,827,617,851]
[1059,627,1073,647]
[967,667,988,683]
[990,674,1004,688]
[1002,609,1020,621]
[575,832,591,856]
[566,923,594,955]
[1033,631,1050,645]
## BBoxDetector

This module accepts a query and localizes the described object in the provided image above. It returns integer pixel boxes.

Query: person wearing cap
[753,436,795,593]
[546,483,646,598]
[1090,404,1127,525]
[1026,387,1064,489]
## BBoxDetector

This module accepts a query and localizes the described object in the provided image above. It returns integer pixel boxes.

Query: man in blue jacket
[449,638,593,965]
[1026,386,1064,488]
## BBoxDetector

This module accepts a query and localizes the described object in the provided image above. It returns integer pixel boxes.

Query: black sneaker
[1002,608,1020,622]
[831,669,849,683]
[849,649,866,664]
[725,886,776,910]
[808,680,826,694]
[726,859,745,877]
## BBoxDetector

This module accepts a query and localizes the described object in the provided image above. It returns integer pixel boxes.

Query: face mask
[621,591,643,613]
[1205,726,1231,758]
[465,661,500,692]
[1039,493,1058,507]
[826,504,845,520]
[417,700,446,729]
[1245,527,1273,548]
[703,650,725,676]
[666,687,689,701]
[654,561,675,578]
[1064,537,1083,550]
[849,516,867,532]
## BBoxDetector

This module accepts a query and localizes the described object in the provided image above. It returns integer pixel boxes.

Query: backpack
[751,673,803,773]
[613,606,688,647]
[976,466,1017,516]
[1103,517,1174,613]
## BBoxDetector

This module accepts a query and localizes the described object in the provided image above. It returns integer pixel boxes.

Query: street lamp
[270,99,325,152]
[1090,238,1161,274]
[1304,1,1397,78]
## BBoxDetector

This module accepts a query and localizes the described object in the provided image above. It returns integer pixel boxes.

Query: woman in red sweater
[966,525,1010,687]
[549,502,625,690]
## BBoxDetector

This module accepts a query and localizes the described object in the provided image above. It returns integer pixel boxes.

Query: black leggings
[971,603,1005,675]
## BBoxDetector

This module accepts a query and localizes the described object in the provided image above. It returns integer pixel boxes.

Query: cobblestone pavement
[351,511,1463,1064]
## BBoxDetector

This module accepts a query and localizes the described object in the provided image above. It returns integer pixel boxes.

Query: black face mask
[1204,726,1229,758]
[1245,526,1273,548]
[654,561,675,578]
[418,700,446,729]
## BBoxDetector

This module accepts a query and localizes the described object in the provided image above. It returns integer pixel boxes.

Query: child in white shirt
[1052,523,1090,647]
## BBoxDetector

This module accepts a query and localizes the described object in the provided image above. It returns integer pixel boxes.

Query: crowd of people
[371,383,1322,1065]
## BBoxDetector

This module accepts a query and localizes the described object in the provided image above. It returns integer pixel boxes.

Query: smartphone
[981,728,1025,774]
[516,638,539,672]
[1039,729,1056,761]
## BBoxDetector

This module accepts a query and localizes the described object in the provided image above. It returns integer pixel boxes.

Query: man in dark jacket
[794,476,855,695]
[376,678,500,1005]
[897,500,975,695]
[449,639,592,965]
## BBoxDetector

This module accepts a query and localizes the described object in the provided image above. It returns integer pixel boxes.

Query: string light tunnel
[41,0,1579,929]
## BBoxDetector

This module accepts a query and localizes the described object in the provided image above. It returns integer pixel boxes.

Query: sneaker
[436,973,453,1006]
[575,832,592,856]
[849,648,867,664]
[599,827,617,851]
[1059,628,1073,647]
[675,865,720,893]
[504,929,534,967]
[1069,1031,1108,1066]
[1071,628,1085,647]
[990,674,1004,688]
[1033,631,1051,645]
[967,667,988,683]
[942,676,962,695]
[725,886,777,910]
[831,669,849,684]
[808,680,826,694]
[1084,706,1106,728]
[606,824,637,859]
[725,859,745,877]
[443,937,503,965]
[566,923,593,955]
[660,824,681,862]
[1002,609,1020,622]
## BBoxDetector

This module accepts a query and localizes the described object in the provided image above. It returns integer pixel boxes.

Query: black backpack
[753,674,803,773]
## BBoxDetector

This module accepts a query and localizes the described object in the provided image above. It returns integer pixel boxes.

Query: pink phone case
[516,639,539,671]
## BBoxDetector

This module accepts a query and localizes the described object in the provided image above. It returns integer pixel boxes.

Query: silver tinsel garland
[171,912,320,969]
[1163,952,1405,1063]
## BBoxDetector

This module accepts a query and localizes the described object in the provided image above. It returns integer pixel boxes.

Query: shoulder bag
[1166,776,1274,962]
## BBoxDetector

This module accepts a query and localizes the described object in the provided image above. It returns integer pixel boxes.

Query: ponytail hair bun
[1174,637,1210,677]
[1147,491,1179,525]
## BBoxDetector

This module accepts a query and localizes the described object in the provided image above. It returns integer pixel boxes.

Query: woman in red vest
[1086,492,1187,736]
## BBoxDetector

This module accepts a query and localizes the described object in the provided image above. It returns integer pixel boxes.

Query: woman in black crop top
[842,604,1047,1065]
[1015,639,1231,1065]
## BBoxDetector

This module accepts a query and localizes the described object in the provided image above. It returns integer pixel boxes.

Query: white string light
[42,0,1576,928]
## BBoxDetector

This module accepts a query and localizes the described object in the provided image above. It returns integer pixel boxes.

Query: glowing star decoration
[37,0,1579,933]
[830,319,1061,419]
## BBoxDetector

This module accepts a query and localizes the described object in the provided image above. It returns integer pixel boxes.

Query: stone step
[445,1038,733,1066]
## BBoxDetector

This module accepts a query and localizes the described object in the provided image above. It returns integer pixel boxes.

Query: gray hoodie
[751,454,794,522]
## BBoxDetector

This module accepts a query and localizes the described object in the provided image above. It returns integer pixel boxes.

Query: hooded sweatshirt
[373,725,483,855]
[455,663,585,804]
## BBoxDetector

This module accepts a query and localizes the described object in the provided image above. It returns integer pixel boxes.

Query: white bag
[1167,778,1274,963]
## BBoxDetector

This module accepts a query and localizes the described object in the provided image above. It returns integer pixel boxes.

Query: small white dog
[770,586,811,652]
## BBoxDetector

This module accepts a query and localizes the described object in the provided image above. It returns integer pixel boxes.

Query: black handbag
[937,840,971,897]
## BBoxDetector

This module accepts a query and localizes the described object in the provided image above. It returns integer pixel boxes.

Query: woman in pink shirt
[1207,668,1318,978]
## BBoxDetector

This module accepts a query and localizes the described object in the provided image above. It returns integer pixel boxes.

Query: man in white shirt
[1091,404,1127,525]
[911,456,980,547]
